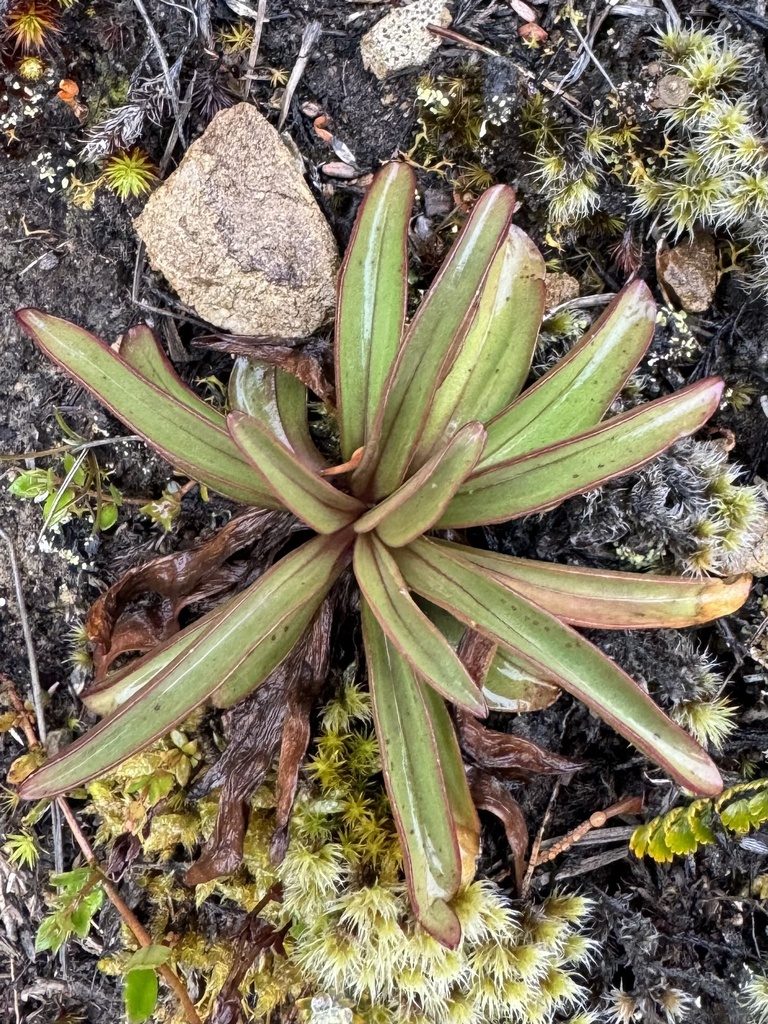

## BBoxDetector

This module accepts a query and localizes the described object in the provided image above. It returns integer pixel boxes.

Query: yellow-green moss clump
[90,682,595,1023]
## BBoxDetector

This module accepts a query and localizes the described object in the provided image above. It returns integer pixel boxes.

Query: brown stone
[656,232,719,313]
[651,75,691,109]
[544,271,580,311]
[134,103,338,338]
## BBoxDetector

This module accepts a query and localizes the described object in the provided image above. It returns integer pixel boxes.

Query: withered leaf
[193,334,334,400]
[467,767,528,892]
[210,888,287,1024]
[457,629,496,686]
[185,593,336,885]
[84,508,296,684]
[456,709,586,778]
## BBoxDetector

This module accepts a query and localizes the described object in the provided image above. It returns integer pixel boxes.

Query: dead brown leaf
[83,509,296,685]
[467,767,528,891]
[192,335,334,400]
[456,709,586,778]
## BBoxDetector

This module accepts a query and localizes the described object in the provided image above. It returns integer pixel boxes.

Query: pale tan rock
[544,271,580,311]
[360,0,452,81]
[730,520,768,578]
[656,231,719,313]
[135,103,338,337]
[651,74,691,109]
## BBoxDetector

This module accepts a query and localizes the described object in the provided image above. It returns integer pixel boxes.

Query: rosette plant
[16,164,750,944]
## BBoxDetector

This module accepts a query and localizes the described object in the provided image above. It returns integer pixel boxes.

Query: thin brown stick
[56,798,202,1024]
[0,528,46,742]
[522,778,560,896]
[0,536,202,1022]
[530,795,644,868]
[426,23,500,57]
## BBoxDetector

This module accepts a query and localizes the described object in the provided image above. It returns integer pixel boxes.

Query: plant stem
[57,798,202,1024]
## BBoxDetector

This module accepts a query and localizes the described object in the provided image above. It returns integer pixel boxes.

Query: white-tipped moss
[742,972,768,1023]
[85,682,595,1023]
[604,986,640,1023]
[671,696,739,749]
[655,986,694,1022]
[635,23,768,291]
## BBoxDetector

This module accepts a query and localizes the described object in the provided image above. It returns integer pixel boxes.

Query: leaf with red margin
[394,538,724,797]
[19,533,351,799]
[336,162,414,460]
[411,225,546,466]
[481,280,656,466]
[439,378,724,527]
[361,600,462,947]
[228,411,365,534]
[353,184,516,501]
[354,533,486,714]
[15,309,279,508]
[430,539,752,628]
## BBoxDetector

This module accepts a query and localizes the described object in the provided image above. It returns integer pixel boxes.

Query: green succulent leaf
[423,600,561,712]
[421,684,480,879]
[361,600,462,947]
[119,324,223,426]
[228,411,365,534]
[394,538,723,796]
[353,184,516,501]
[483,648,562,713]
[83,619,211,716]
[434,540,752,628]
[354,421,486,546]
[229,355,326,471]
[15,309,280,509]
[336,162,414,460]
[440,378,724,527]
[481,280,656,466]
[19,533,351,799]
[353,532,486,714]
[411,225,546,465]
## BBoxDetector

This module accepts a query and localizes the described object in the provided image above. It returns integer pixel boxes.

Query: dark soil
[2,1,768,1022]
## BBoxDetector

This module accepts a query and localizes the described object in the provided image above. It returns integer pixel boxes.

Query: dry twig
[277,20,322,132]
[0,531,201,1023]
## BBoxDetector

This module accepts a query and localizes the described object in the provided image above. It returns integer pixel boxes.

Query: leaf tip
[682,758,723,799]
[700,572,752,622]
[14,306,45,333]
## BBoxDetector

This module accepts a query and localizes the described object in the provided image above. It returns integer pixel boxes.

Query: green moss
[88,683,595,1022]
